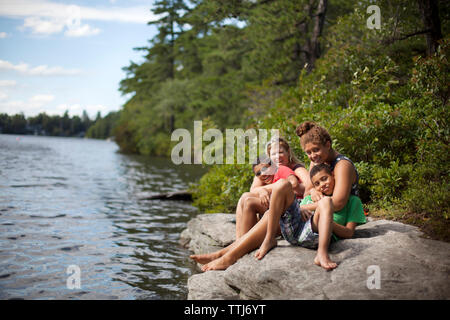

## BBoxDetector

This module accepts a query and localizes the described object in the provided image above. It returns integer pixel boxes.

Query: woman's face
[303,142,330,165]
[269,144,289,166]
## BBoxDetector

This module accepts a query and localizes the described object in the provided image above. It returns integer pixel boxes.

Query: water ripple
[0,134,205,300]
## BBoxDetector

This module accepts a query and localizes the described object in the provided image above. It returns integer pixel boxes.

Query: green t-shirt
[300,195,366,242]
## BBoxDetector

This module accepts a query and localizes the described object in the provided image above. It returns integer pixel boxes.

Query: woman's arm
[308,187,323,201]
[249,176,265,193]
[332,221,357,239]
[300,202,318,212]
[293,166,310,198]
[298,166,323,201]
[330,160,357,211]
[287,174,299,188]
[287,175,304,197]
[249,176,272,207]
[294,166,310,189]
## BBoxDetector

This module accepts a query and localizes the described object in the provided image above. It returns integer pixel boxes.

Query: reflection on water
[0,134,205,299]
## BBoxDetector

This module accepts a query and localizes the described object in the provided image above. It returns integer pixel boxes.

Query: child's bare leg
[235,192,253,239]
[193,195,268,265]
[190,246,228,264]
[201,214,269,271]
[238,196,268,238]
[311,197,337,270]
[201,182,293,271]
[190,233,248,264]
[255,180,295,260]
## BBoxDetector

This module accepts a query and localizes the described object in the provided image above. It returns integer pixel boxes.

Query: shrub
[191,163,253,213]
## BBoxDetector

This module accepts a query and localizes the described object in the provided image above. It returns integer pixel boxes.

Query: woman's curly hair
[295,121,332,148]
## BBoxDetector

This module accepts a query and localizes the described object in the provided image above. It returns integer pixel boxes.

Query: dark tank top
[329,154,359,197]
[291,163,305,171]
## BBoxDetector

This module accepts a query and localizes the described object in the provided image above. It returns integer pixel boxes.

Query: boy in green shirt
[301,164,367,243]
[255,163,366,270]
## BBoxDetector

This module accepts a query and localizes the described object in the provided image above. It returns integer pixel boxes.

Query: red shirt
[273,165,302,199]
[273,165,296,183]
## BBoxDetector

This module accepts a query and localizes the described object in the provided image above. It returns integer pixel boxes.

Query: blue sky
[0,0,158,119]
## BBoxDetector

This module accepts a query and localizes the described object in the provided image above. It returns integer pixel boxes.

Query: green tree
[11,113,27,134]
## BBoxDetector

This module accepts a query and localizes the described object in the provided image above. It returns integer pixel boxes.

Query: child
[253,159,303,198]
[301,164,366,242]
[256,163,366,270]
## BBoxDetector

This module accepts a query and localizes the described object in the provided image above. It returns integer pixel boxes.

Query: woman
[234,137,310,239]
[190,121,359,270]
[296,121,359,209]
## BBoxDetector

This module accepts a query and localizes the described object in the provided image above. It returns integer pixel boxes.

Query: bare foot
[190,252,222,264]
[314,252,337,271]
[201,255,236,272]
[254,237,277,260]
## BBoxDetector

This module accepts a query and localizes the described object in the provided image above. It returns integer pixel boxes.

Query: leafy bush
[191,163,254,213]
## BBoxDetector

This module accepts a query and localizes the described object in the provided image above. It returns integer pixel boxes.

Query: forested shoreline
[0,110,119,138]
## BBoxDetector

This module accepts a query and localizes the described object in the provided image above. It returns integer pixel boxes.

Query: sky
[0,0,159,119]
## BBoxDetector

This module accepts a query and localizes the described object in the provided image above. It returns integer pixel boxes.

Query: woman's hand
[310,188,324,202]
[258,189,270,208]
[301,208,313,222]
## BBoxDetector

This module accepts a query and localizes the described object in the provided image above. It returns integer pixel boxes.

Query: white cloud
[64,24,101,37]
[29,65,81,76]
[0,80,17,87]
[29,94,55,104]
[0,59,81,76]
[0,0,159,37]
[0,60,28,73]
[0,31,8,38]
[21,13,101,37]
[0,0,155,38]
[0,91,8,100]
[0,94,55,115]
[23,16,64,35]
[0,0,156,24]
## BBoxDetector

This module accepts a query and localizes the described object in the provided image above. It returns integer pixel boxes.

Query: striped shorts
[279,198,319,249]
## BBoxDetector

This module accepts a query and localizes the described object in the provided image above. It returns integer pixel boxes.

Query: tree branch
[382,29,432,45]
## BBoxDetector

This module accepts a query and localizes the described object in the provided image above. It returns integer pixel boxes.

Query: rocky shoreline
[180,213,450,300]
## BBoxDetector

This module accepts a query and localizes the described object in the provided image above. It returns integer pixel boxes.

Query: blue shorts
[279,198,319,249]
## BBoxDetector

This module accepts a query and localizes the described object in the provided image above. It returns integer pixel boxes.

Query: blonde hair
[295,121,332,148]
[266,137,304,169]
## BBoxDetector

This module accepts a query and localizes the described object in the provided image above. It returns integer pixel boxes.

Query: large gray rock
[180,213,236,255]
[180,213,450,300]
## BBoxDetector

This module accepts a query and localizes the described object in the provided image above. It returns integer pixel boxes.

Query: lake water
[0,134,206,300]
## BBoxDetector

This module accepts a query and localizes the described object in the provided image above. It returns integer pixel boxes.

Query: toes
[255,250,265,260]
[201,264,209,272]
[314,255,337,270]
[254,248,265,260]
